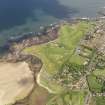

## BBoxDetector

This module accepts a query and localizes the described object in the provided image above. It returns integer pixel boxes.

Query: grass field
[24,21,92,94]
[24,22,92,74]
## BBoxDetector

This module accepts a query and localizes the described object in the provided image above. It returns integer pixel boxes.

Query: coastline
[0,21,61,105]
[0,16,105,105]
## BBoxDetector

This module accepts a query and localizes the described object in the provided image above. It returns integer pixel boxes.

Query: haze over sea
[0,0,105,45]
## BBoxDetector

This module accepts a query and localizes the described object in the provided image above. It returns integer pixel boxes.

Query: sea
[0,0,105,45]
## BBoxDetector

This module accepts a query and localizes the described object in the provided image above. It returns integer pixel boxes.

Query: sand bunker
[0,62,34,105]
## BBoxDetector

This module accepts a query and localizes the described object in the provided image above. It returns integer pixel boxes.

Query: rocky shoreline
[0,22,60,60]
[0,22,61,105]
